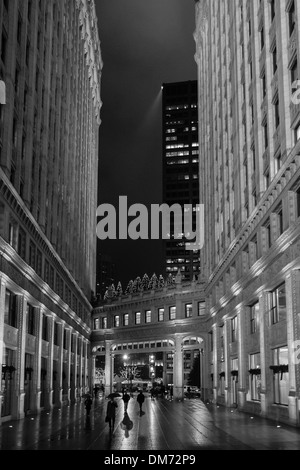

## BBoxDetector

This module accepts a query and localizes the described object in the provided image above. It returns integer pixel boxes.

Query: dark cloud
[95,0,197,286]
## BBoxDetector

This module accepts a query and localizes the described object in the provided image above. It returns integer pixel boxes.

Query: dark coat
[106,400,118,418]
[122,393,130,403]
[137,392,145,404]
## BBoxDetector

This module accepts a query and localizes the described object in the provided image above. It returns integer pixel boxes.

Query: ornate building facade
[92,273,207,401]
[195,0,300,426]
[0,0,102,423]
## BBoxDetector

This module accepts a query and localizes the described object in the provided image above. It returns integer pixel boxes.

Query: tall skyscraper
[0,0,102,423]
[162,80,200,282]
[195,0,300,425]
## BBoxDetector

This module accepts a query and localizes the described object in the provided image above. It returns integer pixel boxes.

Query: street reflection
[120,411,133,438]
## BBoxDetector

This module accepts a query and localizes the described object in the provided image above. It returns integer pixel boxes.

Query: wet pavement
[1,394,300,451]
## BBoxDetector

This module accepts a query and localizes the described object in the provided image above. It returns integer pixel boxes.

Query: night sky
[94,0,197,288]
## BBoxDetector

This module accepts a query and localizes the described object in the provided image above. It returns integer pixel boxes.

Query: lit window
[169,306,176,320]
[185,304,193,318]
[145,310,152,323]
[135,312,141,325]
[158,308,164,322]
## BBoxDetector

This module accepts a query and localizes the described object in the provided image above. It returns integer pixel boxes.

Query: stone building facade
[0,0,102,423]
[194,0,300,425]
[92,273,208,401]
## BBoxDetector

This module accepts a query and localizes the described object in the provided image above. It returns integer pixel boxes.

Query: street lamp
[123,355,132,392]
[149,355,155,388]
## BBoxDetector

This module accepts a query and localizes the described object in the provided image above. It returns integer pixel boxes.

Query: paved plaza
[1,394,300,451]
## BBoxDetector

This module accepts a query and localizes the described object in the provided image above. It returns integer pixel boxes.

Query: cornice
[93,282,205,314]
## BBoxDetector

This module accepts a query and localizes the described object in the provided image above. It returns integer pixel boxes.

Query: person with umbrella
[106,394,119,433]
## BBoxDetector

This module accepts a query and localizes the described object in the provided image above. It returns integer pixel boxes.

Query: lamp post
[123,355,132,392]
[149,355,155,388]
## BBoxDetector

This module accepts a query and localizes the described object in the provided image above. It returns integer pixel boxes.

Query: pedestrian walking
[122,390,130,411]
[84,396,93,416]
[106,397,118,433]
[137,390,145,414]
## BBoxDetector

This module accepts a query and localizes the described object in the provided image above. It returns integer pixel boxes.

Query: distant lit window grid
[93,302,206,330]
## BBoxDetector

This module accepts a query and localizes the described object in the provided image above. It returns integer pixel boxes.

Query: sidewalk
[0,396,300,450]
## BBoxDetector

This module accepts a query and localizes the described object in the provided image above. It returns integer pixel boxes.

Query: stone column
[237,306,247,408]
[56,321,64,407]
[212,323,218,402]
[104,340,113,396]
[259,292,269,417]
[0,277,7,425]
[223,317,230,407]
[78,337,83,398]
[14,294,27,420]
[200,335,209,401]
[66,328,71,404]
[286,271,300,425]
[72,332,78,403]
[33,308,43,413]
[45,315,54,410]
[173,335,184,401]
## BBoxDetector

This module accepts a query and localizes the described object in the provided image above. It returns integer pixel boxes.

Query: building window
[262,73,266,98]
[185,304,193,318]
[26,303,35,336]
[288,0,296,37]
[53,322,59,346]
[269,283,286,325]
[42,314,48,341]
[145,310,152,323]
[114,316,120,328]
[63,329,67,349]
[275,203,283,236]
[29,241,36,270]
[270,0,275,21]
[36,249,42,277]
[231,316,237,343]
[158,308,164,322]
[4,290,17,328]
[9,220,18,251]
[1,30,8,65]
[17,227,26,260]
[260,27,264,50]
[198,301,206,316]
[272,347,289,405]
[123,313,129,326]
[93,318,100,330]
[249,353,261,401]
[263,122,268,149]
[135,312,141,325]
[169,306,176,320]
[272,46,277,74]
[102,317,107,329]
[274,99,280,129]
[250,302,259,334]
[290,58,298,88]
